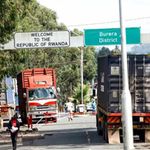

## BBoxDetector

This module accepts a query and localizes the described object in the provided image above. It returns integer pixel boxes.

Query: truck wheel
[97,126,103,135]
[97,121,103,135]
[103,126,108,142]
[139,130,145,142]
[102,116,108,142]
[21,111,27,124]
[96,114,103,135]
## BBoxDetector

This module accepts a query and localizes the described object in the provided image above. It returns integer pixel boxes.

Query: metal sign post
[80,47,84,104]
[119,0,134,149]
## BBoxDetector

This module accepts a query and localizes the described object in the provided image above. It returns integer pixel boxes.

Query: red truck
[17,68,58,125]
[96,55,150,144]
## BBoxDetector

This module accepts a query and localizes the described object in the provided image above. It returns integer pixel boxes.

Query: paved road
[1,113,150,150]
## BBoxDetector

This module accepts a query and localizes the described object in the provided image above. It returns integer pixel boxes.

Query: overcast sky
[37,0,150,33]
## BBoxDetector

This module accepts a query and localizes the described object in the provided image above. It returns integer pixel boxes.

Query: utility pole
[80,47,84,104]
[119,0,134,149]
[71,30,84,105]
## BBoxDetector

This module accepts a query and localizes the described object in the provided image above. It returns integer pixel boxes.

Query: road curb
[0,137,22,144]
[0,133,43,145]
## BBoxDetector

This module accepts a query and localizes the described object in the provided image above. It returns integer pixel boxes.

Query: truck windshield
[29,87,56,100]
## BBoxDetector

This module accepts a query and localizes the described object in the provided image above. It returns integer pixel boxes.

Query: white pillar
[119,0,134,149]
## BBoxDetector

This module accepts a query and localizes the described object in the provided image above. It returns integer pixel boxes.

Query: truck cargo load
[96,55,150,144]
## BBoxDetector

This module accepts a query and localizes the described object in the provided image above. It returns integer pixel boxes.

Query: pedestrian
[91,97,96,114]
[66,101,74,121]
[7,113,20,150]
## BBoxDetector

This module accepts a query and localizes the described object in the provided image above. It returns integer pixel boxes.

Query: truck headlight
[29,106,37,111]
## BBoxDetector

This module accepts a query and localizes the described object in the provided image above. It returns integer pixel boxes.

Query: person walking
[7,113,20,150]
[66,101,74,121]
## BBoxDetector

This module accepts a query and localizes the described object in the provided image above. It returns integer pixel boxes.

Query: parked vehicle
[76,104,86,113]
[96,55,150,144]
[86,102,93,112]
[17,68,58,125]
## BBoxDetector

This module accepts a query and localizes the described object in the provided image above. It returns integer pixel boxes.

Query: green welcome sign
[84,27,140,46]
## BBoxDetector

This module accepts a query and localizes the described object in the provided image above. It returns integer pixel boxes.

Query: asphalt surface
[0,113,150,150]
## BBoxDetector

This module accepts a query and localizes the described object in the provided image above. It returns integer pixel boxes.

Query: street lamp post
[119,0,134,149]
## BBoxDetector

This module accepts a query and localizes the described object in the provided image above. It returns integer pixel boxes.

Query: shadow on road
[22,128,106,147]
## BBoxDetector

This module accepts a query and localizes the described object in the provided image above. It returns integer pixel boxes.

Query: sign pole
[80,47,84,104]
[119,0,134,149]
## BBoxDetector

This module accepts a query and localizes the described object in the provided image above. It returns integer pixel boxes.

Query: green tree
[97,47,110,56]
[56,47,81,99]
[73,84,90,104]
[0,0,36,44]
[111,45,121,55]
[70,28,83,36]
[0,0,97,104]
[84,47,97,81]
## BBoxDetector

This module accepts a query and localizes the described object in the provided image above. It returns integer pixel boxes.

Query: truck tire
[96,114,103,135]
[103,125,108,142]
[21,111,27,124]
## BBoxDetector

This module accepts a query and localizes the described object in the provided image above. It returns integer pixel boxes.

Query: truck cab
[17,68,58,124]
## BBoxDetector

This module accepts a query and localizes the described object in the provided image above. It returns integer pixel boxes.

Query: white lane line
[86,130,91,145]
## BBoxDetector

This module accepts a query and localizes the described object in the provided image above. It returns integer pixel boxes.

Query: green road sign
[84,27,140,46]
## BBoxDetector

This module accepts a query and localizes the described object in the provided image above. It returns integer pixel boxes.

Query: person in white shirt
[66,101,74,121]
